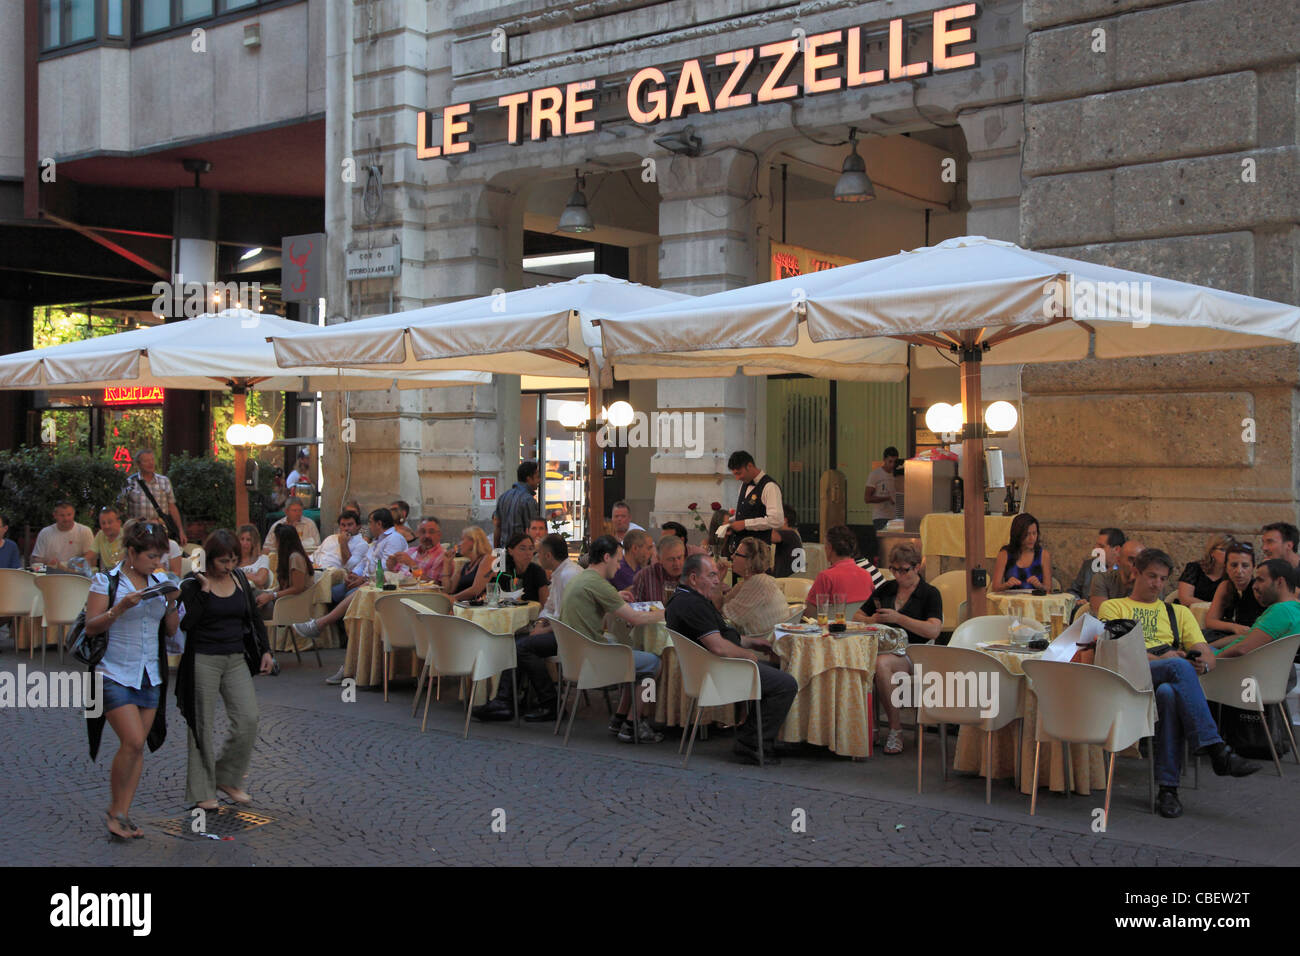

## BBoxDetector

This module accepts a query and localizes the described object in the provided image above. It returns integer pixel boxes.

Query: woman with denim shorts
[83,522,179,841]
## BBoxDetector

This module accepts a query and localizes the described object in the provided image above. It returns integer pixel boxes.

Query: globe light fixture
[225,423,249,445]
[985,401,1019,433]
[250,423,274,445]
[606,401,635,427]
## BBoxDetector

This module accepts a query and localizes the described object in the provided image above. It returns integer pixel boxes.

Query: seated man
[528,518,548,550]
[1069,527,1124,604]
[314,509,367,578]
[32,501,95,571]
[667,554,798,764]
[293,508,409,684]
[1098,548,1259,819]
[389,500,417,543]
[263,498,321,553]
[1260,522,1300,570]
[770,505,803,578]
[474,535,663,742]
[802,524,874,619]
[614,529,653,592]
[386,515,447,582]
[474,534,581,717]
[1089,539,1144,616]
[629,534,686,604]
[1217,558,1300,660]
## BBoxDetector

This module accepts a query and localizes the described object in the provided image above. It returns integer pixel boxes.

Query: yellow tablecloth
[953,646,1107,795]
[343,587,421,687]
[919,514,1016,560]
[987,591,1078,627]
[453,601,539,635]
[772,625,883,758]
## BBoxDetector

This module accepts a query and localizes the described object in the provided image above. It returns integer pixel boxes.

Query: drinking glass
[833,593,846,625]
[1049,610,1065,639]
[487,582,500,607]
[815,595,831,628]
[663,583,678,605]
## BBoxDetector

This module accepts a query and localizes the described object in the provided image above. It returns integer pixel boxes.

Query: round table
[342,585,446,687]
[953,644,1107,795]
[453,601,539,635]
[987,591,1078,627]
[772,624,885,758]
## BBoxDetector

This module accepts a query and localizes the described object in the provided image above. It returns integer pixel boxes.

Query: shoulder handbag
[135,474,181,541]
[233,568,277,676]
[70,572,119,669]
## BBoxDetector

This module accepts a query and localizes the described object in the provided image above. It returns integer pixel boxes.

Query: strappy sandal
[883,730,904,755]
[106,812,141,840]
[217,785,252,805]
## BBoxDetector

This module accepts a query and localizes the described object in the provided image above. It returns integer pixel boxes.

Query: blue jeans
[1150,657,1223,787]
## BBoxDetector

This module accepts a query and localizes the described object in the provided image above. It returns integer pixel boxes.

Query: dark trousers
[737,661,798,750]
[493,628,558,707]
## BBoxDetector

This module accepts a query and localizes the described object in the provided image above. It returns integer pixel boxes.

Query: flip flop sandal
[883,730,904,755]
[106,812,141,840]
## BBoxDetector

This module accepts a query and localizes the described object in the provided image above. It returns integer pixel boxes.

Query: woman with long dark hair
[992,513,1053,592]
[177,529,274,809]
[254,523,311,612]
[492,532,549,604]
[83,521,179,841]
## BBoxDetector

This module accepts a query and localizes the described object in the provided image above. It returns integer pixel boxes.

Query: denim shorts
[101,675,161,713]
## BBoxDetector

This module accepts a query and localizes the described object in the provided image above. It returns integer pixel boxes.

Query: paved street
[2,644,1293,867]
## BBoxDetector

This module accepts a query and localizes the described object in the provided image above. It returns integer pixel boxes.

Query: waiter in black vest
[724,450,785,559]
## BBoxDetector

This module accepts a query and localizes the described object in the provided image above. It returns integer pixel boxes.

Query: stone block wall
[1019,0,1300,581]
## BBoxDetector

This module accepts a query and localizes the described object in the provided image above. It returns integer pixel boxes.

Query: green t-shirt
[559,569,625,642]
[93,530,124,570]
[1215,599,1300,656]
[1097,597,1204,651]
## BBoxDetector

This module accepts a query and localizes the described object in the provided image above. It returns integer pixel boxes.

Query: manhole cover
[153,807,274,839]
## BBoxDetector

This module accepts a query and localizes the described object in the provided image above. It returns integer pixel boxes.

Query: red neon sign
[104,386,165,405]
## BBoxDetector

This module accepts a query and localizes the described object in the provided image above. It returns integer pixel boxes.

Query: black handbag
[1219,702,1293,759]
[69,572,119,668]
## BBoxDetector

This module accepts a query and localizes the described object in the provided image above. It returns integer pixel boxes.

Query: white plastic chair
[669,628,764,768]
[1199,633,1300,776]
[783,605,805,625]
[0,569,40,657]
[374,592,420,702]
[1021,659,1156,819]
[404,602,518,737]
[930,570,969,632]
[774,577,811,603]
[948,615,1023,650]
[400,590,455,714]
[908,644,1026,803]
[550,619,639,746]
[269,573,322,666]
[34,574,91,666]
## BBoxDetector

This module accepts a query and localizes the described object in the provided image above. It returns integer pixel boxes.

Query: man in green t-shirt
[1098,548,1258,818]
[557,535,665,742]
[1218,559,1300,658]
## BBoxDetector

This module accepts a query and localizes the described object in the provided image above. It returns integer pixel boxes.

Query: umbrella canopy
[266,274,693,381]
[600,235,1300,615]
[601,235,1300,367]
[0,310,491,392]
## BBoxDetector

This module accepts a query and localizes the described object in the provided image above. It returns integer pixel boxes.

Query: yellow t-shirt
[1097,597,1205,651]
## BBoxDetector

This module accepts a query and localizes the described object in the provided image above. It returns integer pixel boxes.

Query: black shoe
[732,740,780,766]
[473,701,512,722]
[523,704,558,723]
[1156,787,1183,819]
[1202,742,1261,777]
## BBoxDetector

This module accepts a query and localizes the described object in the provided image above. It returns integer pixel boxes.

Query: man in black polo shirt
[666,553,798,764]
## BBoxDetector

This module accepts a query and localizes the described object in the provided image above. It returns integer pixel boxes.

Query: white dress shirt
[315,532,368,572]
[264,516,321,551]
[738,471,784,533]
[359,527,407,579]
[539,558,581,622]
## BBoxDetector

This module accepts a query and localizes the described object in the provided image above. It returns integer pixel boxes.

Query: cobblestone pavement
[1,649,1288,866]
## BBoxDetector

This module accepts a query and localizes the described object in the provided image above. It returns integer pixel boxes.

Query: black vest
[730,473,778,554]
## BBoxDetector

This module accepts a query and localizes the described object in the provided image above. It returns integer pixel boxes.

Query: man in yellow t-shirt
[1098,548,1258,819]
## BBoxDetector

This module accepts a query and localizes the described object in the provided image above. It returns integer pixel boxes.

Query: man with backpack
[1098,548,1259,819]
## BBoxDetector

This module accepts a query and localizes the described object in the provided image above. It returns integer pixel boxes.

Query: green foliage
[210,392,273,464]
[33,307,133,349]
[0,447,126,538]
[168,453,236,526]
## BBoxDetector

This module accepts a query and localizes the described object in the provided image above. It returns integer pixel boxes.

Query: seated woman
[254,524,312,616]
[720,539,790,642]
[802,525,874,619]
[1178,533,1230,606]
[857,543,943,756]
[992,513,1052,592]
[1203,541,1262,647]
[491,532,549,605]
[446,526,494,602]
[236,523,271,590]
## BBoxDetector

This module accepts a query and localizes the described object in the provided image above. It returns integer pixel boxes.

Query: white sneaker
[324,666,345,685]
[292,619,321,639]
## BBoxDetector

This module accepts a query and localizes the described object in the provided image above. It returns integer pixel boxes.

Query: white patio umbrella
[600,236,1300,614]
[266,274,698,534]
[0,309,490,526]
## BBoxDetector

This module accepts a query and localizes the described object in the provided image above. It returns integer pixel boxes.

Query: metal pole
[960,344,987,618]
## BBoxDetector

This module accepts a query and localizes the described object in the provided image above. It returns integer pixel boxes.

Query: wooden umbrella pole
[233,389,249,529]
[587,381,604,545]
[960,344,987,618]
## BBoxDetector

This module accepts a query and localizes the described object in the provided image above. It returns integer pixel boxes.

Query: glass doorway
[521,391,588,541]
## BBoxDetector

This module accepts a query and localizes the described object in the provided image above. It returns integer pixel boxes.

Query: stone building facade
[323,0,1300,577]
